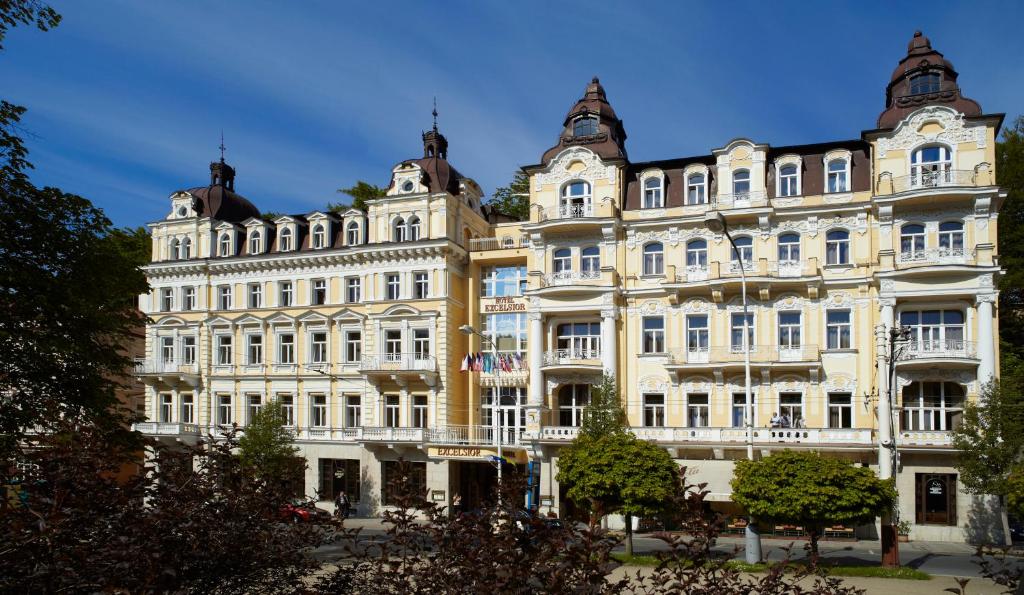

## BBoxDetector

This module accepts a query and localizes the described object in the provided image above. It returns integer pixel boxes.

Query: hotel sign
[483,296,526,312]
[428,446,528,464]
[434,447,482,458]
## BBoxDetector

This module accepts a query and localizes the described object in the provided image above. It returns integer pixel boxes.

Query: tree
[731,450,896,566]
[996,117,1024,383]
[237,399,301,485]
[488,171,530,221]
[331,180,386,213]
[580,373,628,438]
[951,381,1024,545]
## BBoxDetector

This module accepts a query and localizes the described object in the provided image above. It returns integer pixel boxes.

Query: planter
[898,534,910,542]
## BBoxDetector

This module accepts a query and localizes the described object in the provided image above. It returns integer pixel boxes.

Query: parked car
[279,499,332,524]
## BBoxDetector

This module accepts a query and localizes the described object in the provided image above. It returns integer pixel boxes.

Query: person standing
[452,493,462,516]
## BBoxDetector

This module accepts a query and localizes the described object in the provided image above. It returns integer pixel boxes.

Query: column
[977,294,996,387]
[601,309,617,379]
[876,298,895,480]
[526,311,544,435]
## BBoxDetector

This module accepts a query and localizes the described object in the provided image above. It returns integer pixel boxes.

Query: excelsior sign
[483,296,526,312]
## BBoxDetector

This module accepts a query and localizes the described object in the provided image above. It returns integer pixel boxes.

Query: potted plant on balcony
[897,519,911,542]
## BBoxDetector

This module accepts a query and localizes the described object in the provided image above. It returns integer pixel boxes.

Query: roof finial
[219,130,226,163]
[432,96,438,133]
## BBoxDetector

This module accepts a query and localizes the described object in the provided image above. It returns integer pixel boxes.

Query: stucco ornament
[878,106,986,158]
[534,147,617,190]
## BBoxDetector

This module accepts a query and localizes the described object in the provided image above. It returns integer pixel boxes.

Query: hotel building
[136,31,1004,541]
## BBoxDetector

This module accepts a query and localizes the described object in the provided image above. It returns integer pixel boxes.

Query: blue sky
[1,1,1021,228]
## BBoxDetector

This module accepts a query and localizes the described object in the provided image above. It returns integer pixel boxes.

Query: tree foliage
[731,450,896,564]
[238,399,301,483]
[952,381,1024,500]
[0,0,60,50]
[331,180,387,213]
[580,373,628,439]
[997,116,1024,384]
[487,171,530,220]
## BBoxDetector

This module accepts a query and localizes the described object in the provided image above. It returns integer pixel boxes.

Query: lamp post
[459,324,503,494]
[879,325,911,568]
[704,211,762,564]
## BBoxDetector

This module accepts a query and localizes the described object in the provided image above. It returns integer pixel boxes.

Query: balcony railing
[889,169,976,193]
[897,247,967,265]
[133,422,201,436]
[359,353,437,372]
[541,270,602,287]
[469,234,530,251]
[426,424,523,446]
[360,427,425,442]
[898,430,954,447]
[712,190,768,210]
[898,340,977,361]
[668,259,819,283]
[134,360,198,375]
[538,426,873,445]
[292,427,363,441]
[668,345,820,365]
[542,349,602,366]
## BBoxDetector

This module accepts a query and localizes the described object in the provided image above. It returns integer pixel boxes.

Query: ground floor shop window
[916,473,957,526]
[318,458,361,503]
[382,460,426,506]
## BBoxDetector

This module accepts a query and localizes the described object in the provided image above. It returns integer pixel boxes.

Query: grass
[609,553,931,580]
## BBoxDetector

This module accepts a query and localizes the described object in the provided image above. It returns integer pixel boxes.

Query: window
[732,393,749,428]
[911,146,952,187]
[642,242,664,276]
[312,224,327,249]
[573,115,598,137]
[159,288,174,312]
[159,394,173,423]
[385,274,400,300]
[482,313,528,354]
[408,216,421,241]
[248,283,262,308]
[218,285,232,310]
[687,394,709,427]
[731,236,753,269]
[216,335,233,365]
[413,329,430,359]
[384,395,400,427]
[642,316,665,354]
[938,221,964,256]
[311,331,328,364]
[779,393,803,428]
[730,313,754,351]
[311,279,327,305]
[346,221,360,245]
[558,384,590,426]
[902,381,965,431]
[825,230,850,265]
[180,394,194,424]
[319,458,361,503]
[552,249,572,273]
[346,277,361,303]
[413,272,428,299]
[643,177,663,209]
[581,246,600,274]
[246,393,263,425]
[778,312,801,350]
[345,395,362,427]
[246,334,263,365]
[900,224,926,259]
[169,238,180,260]
[686,239,707,269]
[828,393,853,428]
[217,394,233,425]
[909,72,941,95]
[560,181,592,216]
[181,336,196,365]
[278,333,295,364]
[384,330,402,359]
[218,233,233,256]
[344,330,362,363]
[732,169,750,196]
[310,394,328,427]
[686,315,709,355]
[778,233,800,263]
[826,310,852,350]
[482,265,528,297]
[279,281,293,307]
[180,237,192,259]
[778,164,799,197]
[643,394,666,427]
[279,227,293,251]
[916,473,957,526]
[249,230,262,254]
[413,395,427,428]
[556,322,601,358]
[392,217,407,242]
[687,173,706,205]
[827,159,848,193]
[382,460,425,506]
[183,286,196,311]
[160,336,175,363]
[279,395,295,426]
[900,309,964,353]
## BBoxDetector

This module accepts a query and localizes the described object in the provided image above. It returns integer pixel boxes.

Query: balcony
[133,359,200,387]
[666,345,820,372]
[360,427,425,443]
[889,169,977,194]
[896,340,978,368]
[663,258,822,300]
[534,269,615,296]
[896,247,968,267]
[526,201,617,233]
[898,430,954,448]
[359,353,437,377]
[469,234,530,251]
[540,349,603,372]
[293,427,362,441]
[711,190,769,211]
[133,422,202,443]
[537,426,873,447]
[426,424,524,447]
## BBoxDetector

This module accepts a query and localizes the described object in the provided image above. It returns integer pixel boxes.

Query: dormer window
[346,221,360,245]
[312,224,327,249]
[180,237,191,259]
[909,72,941,95]
[169,238,181,260]
[279,227,293,251]
[732,169,750,196]
[572,115,599,137]
[393,217,407,242]
[686,173,707,205]
[408,216,421,241]
[642,177,663,209]
[827,159,849,193]
[218,233,233,257]
[249,230,262,254]
[177,205,188,217]
[778,165,800,197]
[402,181,415,192]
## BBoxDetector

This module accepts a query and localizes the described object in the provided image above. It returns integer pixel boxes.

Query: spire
[432,96,439,133]
[219,130,226,163]
[210,132,236,190]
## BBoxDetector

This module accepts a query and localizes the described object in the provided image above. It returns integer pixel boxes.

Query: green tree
[238,399,301,484]
[997,117,1024,383]
[951,381,1024,545]
[731,450,896,565]
[331,180,387,213]
[488,171,530,220]
[580,373,628,438]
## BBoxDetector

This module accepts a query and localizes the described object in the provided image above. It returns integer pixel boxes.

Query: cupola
[540,77,628,165]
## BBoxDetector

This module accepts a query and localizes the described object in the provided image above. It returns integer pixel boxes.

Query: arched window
[939,221,964,256]
[560,181,592,217]
[643,242,664,276]
[909,72,941,95]
[900,224,926,260]
[827,159,849,193]
[778,233,800,263]
[732,169,750,196]
[778,164,799,197]
[572,116,599,137]
[731,236,753,269]
[911,146,953,187]
[393,217,407,243]
[687,173,706,205]
[581,246,600,274]
[311,224,327,249]
[279,227,293,251]
[346,220,360,245]
[686,239,707,269]
[901,381,964,431]
[407,216,421,241]
[180,237,191,259]
[558,384,591,426]
[553,248,572,274]
[218,233,232,257]
[248,230,262,254]
[825,230,850,265]
[169,238,180,260]
[643,177,663,209]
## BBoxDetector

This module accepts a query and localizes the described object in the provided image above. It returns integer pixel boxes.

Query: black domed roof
[181,159,260,223]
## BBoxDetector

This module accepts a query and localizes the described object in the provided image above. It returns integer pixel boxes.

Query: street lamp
[878,325,912,568]
[704,211,762,564]
[459,324,504,495]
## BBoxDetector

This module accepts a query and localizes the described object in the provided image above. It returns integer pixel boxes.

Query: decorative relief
[775,294,805,310]
[534,147,617,189]
[880,279,896,293]
[821,291,852,308]
[823,192,853,204]
[896,369,975,390]
[626,230,670,250]
[821,373,855,392]
[625,300,667,316]
[638,376,670,394]
[682,376,714,392]
[680,298,712,313]
[546,373,601,392]
[773,375,807,393]
[878,106,986,158]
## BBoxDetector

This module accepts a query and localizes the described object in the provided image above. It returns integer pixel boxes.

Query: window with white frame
[899,309,965,352]
[312,224,327,249]
[183,286,196,311]
[778,164,800,197]
[828,393,853,428]
[345,276,361,303]
[345,395,361,427]
[825,230,850,265]
[900,224,926,259]
[249,230,262,254]
[159,393,173,423]
[279,394,295,426]
[345,330,362,363]
[939,221,964,255]
[573,116,599,137]
[556,323,601,358]
[310,394,328,427]
[686,315,709,354]
[279,227,293,251]
[246,393,262,425]
[686,239,707,269]
[385,273,400,300]
[248,283,262,308]
[311,279,327,305]
[216,334,233,365]
[346,220,360,245]
[169,238,181,260]
[732,393,749,428]
[392,217,407,242]
[552,249,572,273]
[413,329,430,359]
[218,285,232,310]
[181,336,196,365]
[558,384,590,426]
[384,330,402,358]
[826,310,852,349]
[687,393,709,427]
[581,246,600,274]
[482,265,528,297]
[732,169,750,196]
[180,394,194,424]
[687,173,707,205]
[560,181,591,215]
[413,395,427,428]
[180,237,192,259]
[217,394,233,425]
[642,242,664,276]
[482,313,527,354]
[911,145,952,187]
[160,288,174,312]
[279,281,293,307]
[778,233,800,263]
[643,177,663,209]
[730,313,754,352]
[901,381,964,431]
[643,394,666,427]
[778,312,801,349]
[246,333,263,365]
[310,331,328,364]
[384,395,400,427]
[408,216,421,241]
[779,392,803,427]
[278,333,295,364]
[218,233,233,256]
[413,271,428,299]
[826,159,849,193]
[160,336,175,363]
[731,236,753,269]
[642,316,665,354]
